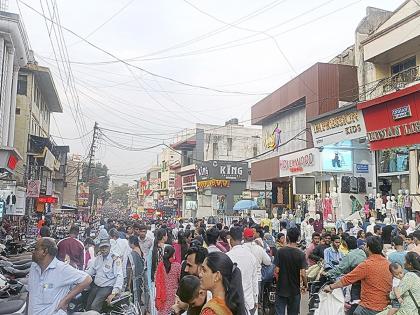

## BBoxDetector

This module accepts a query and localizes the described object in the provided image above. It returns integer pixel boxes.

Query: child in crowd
[388,263,404,315]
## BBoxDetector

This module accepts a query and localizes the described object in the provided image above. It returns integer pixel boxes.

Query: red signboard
[358,86,420,150]
[7,154,17,170]
[38,196,58,203]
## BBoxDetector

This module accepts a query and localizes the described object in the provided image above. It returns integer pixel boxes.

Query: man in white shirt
[243,227,272,306]
[109,228,131,279]
[28,238,92,315]
[227,227,258,315]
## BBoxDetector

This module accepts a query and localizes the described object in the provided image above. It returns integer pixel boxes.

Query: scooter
[0,274,27,315]
[308,274,335,315]
[68,289,139,315]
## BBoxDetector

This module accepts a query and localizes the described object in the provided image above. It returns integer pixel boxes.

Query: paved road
[259,292,310,315]
[301,292,309,314]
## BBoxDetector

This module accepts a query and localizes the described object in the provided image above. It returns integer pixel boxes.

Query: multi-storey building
[14,61,65,214]
[0,11,29,218]
[355,0,420,219]
[171,119,263,218]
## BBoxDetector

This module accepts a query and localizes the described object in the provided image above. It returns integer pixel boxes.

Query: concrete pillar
[8,65,19,147]
[0,37,5,136]
[409,149,419,212]
[2,48,14,147]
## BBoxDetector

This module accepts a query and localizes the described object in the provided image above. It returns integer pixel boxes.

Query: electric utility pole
[87,122,99,214]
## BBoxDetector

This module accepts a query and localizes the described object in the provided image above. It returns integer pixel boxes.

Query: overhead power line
[19,0,269,96]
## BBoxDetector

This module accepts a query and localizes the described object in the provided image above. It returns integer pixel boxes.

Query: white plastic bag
[314,288,345,315]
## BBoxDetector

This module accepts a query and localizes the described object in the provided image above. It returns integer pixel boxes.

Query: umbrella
[233,200,259,211]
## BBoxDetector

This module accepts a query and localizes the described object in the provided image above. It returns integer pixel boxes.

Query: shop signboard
[46,180,53,196]
[197,179,230,189]
[196,160,248,181]
[182,174,197,193]
[310,109,366,147]
[279,148,320,177]
[355,163,369,173]
[174,175,183,199]
[26,180,41,198]
[321,149,353,172]
[358,88,420,150]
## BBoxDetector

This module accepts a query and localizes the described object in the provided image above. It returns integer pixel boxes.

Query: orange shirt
[341,254,392,311]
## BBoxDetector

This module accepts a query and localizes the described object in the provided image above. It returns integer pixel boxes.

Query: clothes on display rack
[308,197,316,217]
[322,197,333,220]
[404,194,412,221]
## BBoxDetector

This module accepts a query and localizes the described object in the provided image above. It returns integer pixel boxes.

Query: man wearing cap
[86,239,124,312]
[243,227,271,307]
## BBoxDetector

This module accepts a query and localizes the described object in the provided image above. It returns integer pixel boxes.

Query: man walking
[28,237,92,315]
[57,225,85,270]
[227,226,258,314]
[274,227,307,315]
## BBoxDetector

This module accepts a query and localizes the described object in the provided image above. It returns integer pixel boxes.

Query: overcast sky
[9,0,400,183]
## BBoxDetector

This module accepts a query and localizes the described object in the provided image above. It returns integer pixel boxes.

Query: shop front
[309,105,375,219]
[181,173,198,218]
[358,83,420,221]
[196,160,248,217]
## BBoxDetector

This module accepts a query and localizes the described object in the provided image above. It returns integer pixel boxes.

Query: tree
[81,162,110,206]
[110,183,129,206]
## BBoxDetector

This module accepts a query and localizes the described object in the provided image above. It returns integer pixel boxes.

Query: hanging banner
[27,180,41,198]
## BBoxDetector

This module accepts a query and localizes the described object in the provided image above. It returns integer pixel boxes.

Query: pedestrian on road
[199,251,247,315]
[273,227,307,315]
[227,226,258,315]
[57,225,85,270]
[28,237,92,315]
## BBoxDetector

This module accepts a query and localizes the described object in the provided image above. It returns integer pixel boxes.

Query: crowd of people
[1,213,419,315]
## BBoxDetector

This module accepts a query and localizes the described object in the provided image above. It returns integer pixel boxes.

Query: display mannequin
[375,193,383,221]
[315,193,322,215]
[404,189,412,222]
[349,218,361,237]
[386,196,392,222]
[381,204,387,221]
[304,218,315,244]
[322,193,333,220]
[308,195,316,218]
[366,217,376,234]
[368,193,375,219]
[331,187,339,220]
[300,195,308,215]
[313,213,323,233]
[397,190,405,221]
[390,196,397,223]
[271,215,280,236]
[295,205,302,224]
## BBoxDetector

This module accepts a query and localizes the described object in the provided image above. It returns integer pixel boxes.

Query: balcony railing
[360,66,420,101]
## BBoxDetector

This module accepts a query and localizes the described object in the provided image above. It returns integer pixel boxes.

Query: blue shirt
[324,247,343,270]
[28,258,88,315]
[388,250,407,268]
